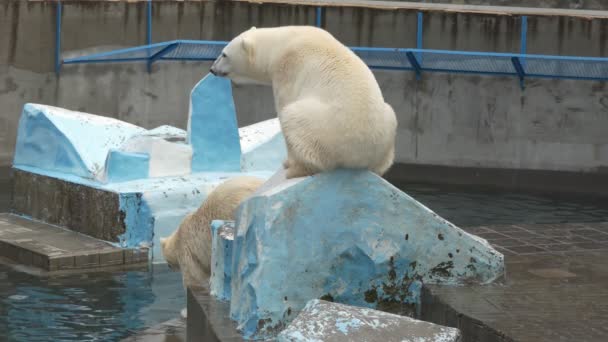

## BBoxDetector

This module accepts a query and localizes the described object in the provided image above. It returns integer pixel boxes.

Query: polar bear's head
[210,27,271,86]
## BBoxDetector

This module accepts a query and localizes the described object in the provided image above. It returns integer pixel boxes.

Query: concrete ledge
[0,213,147,272]
[420,284,514,342]
[11,169,126,241]
[187,286,243,342]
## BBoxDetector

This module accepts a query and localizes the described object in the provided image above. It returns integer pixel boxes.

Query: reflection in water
[0,264,184,342]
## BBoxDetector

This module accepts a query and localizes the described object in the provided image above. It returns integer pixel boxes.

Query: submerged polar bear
[210,26,397,179]
[160,176,265,288]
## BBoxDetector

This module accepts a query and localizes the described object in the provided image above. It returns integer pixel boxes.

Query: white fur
[210,26,397,179]
[159,176,265,288]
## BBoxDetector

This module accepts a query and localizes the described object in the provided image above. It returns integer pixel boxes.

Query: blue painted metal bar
[417,12,423,50]
[520,15,528,77]
[147,0,152,46]
[511,56,526,89]
[416,12,424,80]
[315,7,322,27]
[405,51,422,78]
[520,16,527,55]
[367,65,414,71]
[63,58,151,65]
[55,1,62,75]
[161,57,219,62]
[420,68,517,77]
[147,43,179,72]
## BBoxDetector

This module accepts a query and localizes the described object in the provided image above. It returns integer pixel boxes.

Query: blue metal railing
[56,2,608,88]
[62,40,608,82]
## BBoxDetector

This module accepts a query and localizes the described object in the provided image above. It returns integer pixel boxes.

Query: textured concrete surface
[421,222,608,342]
[277,299,461,342]
[2,0,608,177]
[0,213,147,272]
[389,0,606,10]
[12,169,127,241]
[223,169,503,339]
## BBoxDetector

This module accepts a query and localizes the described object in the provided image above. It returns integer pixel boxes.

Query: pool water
[399,183,608,227]
[0,264,185,342]
[1,181,608,341]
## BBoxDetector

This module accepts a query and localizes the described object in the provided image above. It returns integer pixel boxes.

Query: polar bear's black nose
[209,67,217,76]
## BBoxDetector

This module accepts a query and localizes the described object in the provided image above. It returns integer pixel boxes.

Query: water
[396,182,608,227]
[1,179,608,341]
[0,264,185,342]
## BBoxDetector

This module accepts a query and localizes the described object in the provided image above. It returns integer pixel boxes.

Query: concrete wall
[1,0,607,176]
[392,1,607,11]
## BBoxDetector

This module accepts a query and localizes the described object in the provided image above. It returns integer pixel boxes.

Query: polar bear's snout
[210,54,229,77]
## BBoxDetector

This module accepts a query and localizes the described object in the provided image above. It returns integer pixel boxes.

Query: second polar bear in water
[210,26,397,179]
[160,176,265,288]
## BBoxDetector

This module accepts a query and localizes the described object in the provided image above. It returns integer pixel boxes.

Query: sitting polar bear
[210,26,397,179]
[160,176,265,288]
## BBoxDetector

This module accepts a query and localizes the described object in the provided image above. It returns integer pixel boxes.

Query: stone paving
[0,213,148,272]
[421,222,608,342]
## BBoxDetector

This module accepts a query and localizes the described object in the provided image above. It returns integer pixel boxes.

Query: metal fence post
[315,7,322,28]
[518,15,528,89]
[415,11,423,80]
[55,1,62,75]
[146,0,153,72]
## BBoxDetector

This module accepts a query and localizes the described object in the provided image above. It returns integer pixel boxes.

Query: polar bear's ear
[241,36,255,64]
[249,26,256,31]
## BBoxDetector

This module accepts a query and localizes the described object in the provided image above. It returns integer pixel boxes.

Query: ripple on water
[0,264,185,342]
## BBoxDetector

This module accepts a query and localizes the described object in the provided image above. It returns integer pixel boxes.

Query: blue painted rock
[277,299,461,342]
[217,169,503,339]
[13,103,145,180]
[188,74,241,172]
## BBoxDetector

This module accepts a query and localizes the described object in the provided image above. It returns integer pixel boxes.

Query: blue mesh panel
[63,42,175,63]
[351,48,412,70]
[523,56,608,80]
[161,41,227,60]
[416,50,517,75]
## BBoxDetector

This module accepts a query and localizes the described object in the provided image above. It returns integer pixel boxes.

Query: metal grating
[62,40,608,83]
[351,47,412,70]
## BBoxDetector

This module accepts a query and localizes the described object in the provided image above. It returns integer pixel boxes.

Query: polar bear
[210,26,397,179]
[160,176,265,288]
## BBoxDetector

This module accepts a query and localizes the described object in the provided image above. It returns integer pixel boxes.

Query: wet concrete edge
[187,286,244,342]
[420,285,515,342]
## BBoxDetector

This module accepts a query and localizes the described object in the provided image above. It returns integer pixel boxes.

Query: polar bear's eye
[222,52,227,58]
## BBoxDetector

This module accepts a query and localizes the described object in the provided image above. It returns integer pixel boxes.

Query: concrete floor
[422,223,608,342]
